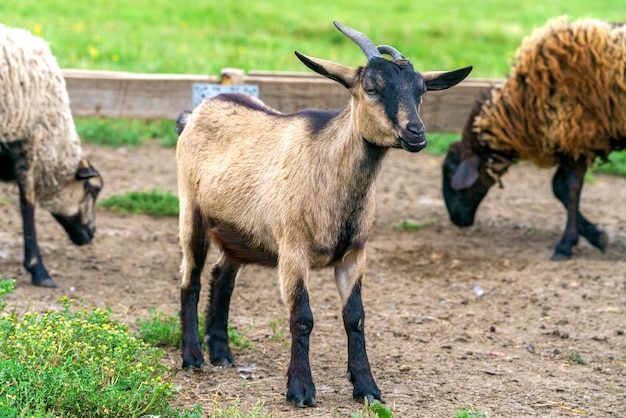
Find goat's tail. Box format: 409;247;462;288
175;110;192;136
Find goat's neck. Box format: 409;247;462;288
321;106;388;189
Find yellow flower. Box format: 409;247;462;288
88;46;99;58
32;24;42;36
111;53;120;62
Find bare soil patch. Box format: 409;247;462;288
2;142;625;417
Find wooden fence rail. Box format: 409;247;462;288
62;69;503;133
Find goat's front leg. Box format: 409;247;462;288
551;157;593;260
281;253;316;407
15;167;55;287
206;255;239;366
335;249;382;404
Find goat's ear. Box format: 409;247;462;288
451;155;480;190
423;65;473;91
75;158;100;180
294;51;359;89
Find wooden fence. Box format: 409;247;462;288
62;69;503;133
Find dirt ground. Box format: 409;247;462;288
1;141;625;417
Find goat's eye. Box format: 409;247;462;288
365;88;377;95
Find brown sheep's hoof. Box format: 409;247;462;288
33;278;58;288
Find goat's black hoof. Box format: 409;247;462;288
550;252;571;261
182;363;205;373
32;278;58;288
291;397;316;408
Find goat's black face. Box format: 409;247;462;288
361;58;427;152
442;142;494;227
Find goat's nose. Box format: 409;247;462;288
407;123;425;138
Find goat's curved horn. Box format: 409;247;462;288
377;45;405;60
333;21;381;61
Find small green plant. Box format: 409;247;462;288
350;399;393;418
269;318;286;342
570;351;587;365
210;399;274;417
136;307;253;350
393;220;424;232
0;292;198;417
455;405;485;418
0;276;15;312
228;319;255;349
99;188;179;216
136;306;181;347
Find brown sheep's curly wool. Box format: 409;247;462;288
474;17;626;167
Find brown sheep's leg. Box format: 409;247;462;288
335;249;382;405
180;206;209;370
551;158;607;259
206;255;239;367
15;168;56;287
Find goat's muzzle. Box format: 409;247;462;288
398;129;426;152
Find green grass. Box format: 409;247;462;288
454;406;486;418
136;307;254;350
75;118;177;148
0;278;199;417
4;0;626;173
99;188;179;216
1;0;621;78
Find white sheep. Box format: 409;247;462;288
176;21;471;407
0;23;102;287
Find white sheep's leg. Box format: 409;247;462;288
335;248;382;404
552;159;608;257
14;162;56;287
281;250;316;407
205;254;240;366
180;204;209;370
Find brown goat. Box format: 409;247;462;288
176;21;471;407
443;17;626;260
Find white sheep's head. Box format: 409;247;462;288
50;158;103;245
294;21;472;152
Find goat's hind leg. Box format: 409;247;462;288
206;254;239;366
180;205;210;370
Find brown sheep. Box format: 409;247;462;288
443;17;626;260
176;21;472;407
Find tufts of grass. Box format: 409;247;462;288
455;405;486;418
76;118;177;148
210;399;274;418
348;399;394;418
269;318;286;342
393;221;424;232
135;306;181;347
136;307;254;350
570;351;587;365
0;278;199;417
99;188;179;216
